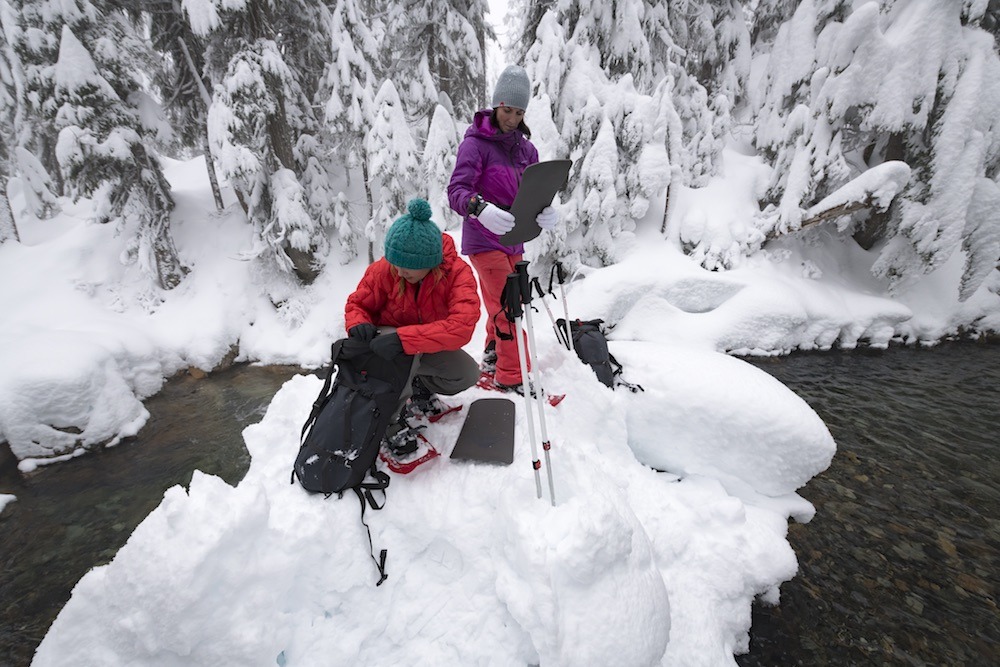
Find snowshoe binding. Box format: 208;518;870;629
407;377;461;423
379;422;440;474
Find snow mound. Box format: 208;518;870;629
614;341;835;497
0;331;155;463
34;342;830;664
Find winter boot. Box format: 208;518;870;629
480;341;498;375
406;376;458;422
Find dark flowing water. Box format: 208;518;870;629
0;364;305;666
738;342;1000;667
1;346;997;666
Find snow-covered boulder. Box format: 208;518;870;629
615;341;835;497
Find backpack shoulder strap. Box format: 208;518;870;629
300;338;348;441
607;351;644;393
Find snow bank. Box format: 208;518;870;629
33;334;827;664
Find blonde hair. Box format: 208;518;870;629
393;266;444;296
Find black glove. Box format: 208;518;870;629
349;323;378;342
370;332;404;360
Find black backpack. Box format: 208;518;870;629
292;337;413;584
556;318;643;393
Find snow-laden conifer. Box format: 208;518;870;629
317;0;379;260
143;0;224;210
382;0;493;131
196;0;325;281
43;6;186;290
753;0;1000;300
522;3;684;268
423;103;461;229
364;79;420;262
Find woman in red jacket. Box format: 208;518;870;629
345;198;481;457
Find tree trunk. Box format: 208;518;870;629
661;182;673;235
40;133;64;196
363;158;375;264
153;222;187;290
140;147;188;289
0;189;19;243
176;36;225;212
201;121;225;211
854;132;905;249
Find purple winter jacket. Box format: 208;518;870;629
447;109;539;256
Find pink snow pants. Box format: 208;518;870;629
468;250;530;386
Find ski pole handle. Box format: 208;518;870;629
514;261;533;305
502;272;523;322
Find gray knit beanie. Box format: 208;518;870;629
491;65;530;111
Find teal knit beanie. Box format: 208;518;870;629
384;198;443;270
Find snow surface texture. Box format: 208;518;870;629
33;339;829;665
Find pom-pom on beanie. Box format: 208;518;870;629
491;65;530;111
384;198;443;270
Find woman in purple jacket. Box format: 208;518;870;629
447;65;559;391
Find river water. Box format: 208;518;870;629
1;345;997;665
739;342;999;666
0;364;306;666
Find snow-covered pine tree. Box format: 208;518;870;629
662;0;750;187
422;103;461;229
12;0;66;198
364;78;420;263
193;0;326;281
510;0;555;66
572;116;628;265
141;0;224;210
1;2;21;241
520;1;673;267
382;0;493;132
2;0;59;224
753;0;1000;300
749;0;802;47
331;190;357;262
11;147;59;221
3;0;60;226
45;4;186;290
318;0;380;263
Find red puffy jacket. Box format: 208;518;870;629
345;234;480;354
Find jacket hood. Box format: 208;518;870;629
465;109;520;144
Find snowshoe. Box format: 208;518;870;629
379;424;440;474
480;375;565;407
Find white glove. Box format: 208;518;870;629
476;203;516;235
536;206;559;230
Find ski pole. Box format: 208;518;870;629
516;262;556;506
503;272;543;500
531;276;570;349
551;262;574;352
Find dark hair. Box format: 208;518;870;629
490;108;532;139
